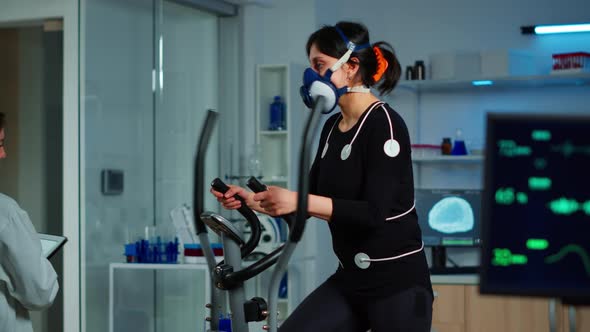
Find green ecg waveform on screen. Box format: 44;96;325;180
548;197;590;216
517;192;528;204
551;141;590;158
498;140;532;157
532;130;551;141
529;177;552;191
495;188;528;205
534;158;547;170
527;238;549;250
492;248;528;266
545;244;590;277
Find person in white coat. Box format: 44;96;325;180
0;112;59;332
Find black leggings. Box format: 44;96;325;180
279;279;433;332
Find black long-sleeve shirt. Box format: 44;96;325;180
309;101;432;298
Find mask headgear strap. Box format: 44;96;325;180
330;26;371;72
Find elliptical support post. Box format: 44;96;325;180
266;96;326;332
222;235;249;332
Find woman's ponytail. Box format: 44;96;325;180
371;41;401;95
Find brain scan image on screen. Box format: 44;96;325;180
428;196;475;234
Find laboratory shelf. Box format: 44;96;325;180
412;155;484;163
431;274;479;285
109;262;208;270
260;130;288;136
397;73;590;93
262;176;289;183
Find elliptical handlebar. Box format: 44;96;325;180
210;177;262;259
266;96;327;332
193;96;326;331
206;177;293;290
216;243;285;289
246;176;296;228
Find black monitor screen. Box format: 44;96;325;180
480;113;590;301
416;189;482;247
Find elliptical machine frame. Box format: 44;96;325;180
192;97;326;332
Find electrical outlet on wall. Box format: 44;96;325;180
101;169;124;195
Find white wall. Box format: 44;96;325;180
238;0;316;172
0;2;79;332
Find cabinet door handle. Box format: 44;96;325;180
569;306;577;332
549;299;557;332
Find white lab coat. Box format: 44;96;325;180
0;193;59;332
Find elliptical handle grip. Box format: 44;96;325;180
210;177;262;258
211;177;230;193
246;176;267;193
246;176;295;228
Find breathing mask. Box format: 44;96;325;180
300;26;371;113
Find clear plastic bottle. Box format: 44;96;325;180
248;144;263;178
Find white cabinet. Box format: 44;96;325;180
255;64;291;188
255;64;305;190
412;155;484;189
109;263;210;332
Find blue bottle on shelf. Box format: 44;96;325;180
269;96;286;130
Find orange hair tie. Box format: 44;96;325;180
373;46;389;82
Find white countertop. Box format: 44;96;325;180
431;274;479;285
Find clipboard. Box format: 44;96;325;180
39;233;67;259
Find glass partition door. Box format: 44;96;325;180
82;1;219;331
153;2;219;331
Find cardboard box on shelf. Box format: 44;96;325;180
481;50;551;77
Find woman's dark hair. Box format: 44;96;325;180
0;112;5;130
305;21;401;95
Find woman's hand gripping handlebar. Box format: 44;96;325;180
208;178;285;290
246;177;295;229
210;178;261;259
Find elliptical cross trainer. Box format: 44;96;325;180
192;97;326;332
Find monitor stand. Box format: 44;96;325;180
429;246;479;275
562;297;590;306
